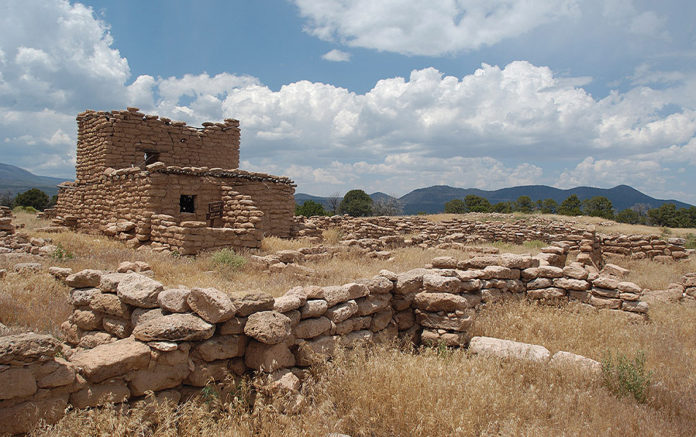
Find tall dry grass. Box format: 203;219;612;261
4;212;696;435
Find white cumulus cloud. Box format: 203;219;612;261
294;0;579;55
322;49;351;62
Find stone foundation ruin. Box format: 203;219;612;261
51;108;295;254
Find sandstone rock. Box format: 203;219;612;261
294;317;332;339
300;299;328;319
469;336;550;363
274;295;303;313
601;263;630;278
0;366;36;400
482;265;520;280
413;292;477;312
116;273;164;308
622;300;649;314
0;333;61;365
499;253;537;269
128;362;190;396
325;300;359;323
340;330;373;348
133;313;215;342
230;291;275;316
423;274;461;293
99;272;129;292
157;288;191;313
244;311;292;344
370;308;393;332
48;266;72;279
66;269;102;288
70;379;130;408
395;269;426;294
431;256;458;269
391;292;416;311
0;396;68;435
70;338;151;383
562;263;588;280
553;278;590;291
415;310;473;332
593;276;619;290
295;336;337;366
589;295;621;309
68;287;99;306
73;308;103;331
359;275;394;294
245;340;295;372
103;316;132;338
617;281;642;294
187;287;236;323
527;287;566;300
527;277;553;289
184;359;231;386
35;358;76;388
356;293;391;316
592;287;620;298
549;351;601;373
78;331;117;349
421;329;470;347
218;317;247;335
394;309;415;330
131;308;165;327
89;292;131;318
194;335;248;361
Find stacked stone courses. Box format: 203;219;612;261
53;108;295;253
1;244;658;433
293;215;687;262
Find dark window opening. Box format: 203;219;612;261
144;151;160;165
180;195;196;213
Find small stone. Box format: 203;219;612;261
244;311;292;344
187;287;236;323
66;269;102;288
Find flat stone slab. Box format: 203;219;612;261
469;336;551;363
133;313;215;342
69;338;151;383
0;333;62;365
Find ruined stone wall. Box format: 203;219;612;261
75;108;240;183
0;249;652;433
53;164;295;251
295;215;686;262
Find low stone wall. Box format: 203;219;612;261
0;246;653;434
293;215;688;263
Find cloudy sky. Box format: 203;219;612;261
1;0;696;202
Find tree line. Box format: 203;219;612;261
1;188;56;211
444;194;696;228
295;189;403;217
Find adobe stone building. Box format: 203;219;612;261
53;107;295;254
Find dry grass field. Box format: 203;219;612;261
2;211;696;436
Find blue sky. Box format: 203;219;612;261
1;0;696;203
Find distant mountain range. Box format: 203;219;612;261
1;161;690;213
0;163;71;196
296;184;692;214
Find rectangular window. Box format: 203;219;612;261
180;195;196;213
144;151;160;165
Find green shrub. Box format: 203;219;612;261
13;205;37;214
601;350;652;403
210;248;246;269
51;244;74;261
684;233;696;250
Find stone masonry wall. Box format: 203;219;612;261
0;248;651;434
294;215;687;263
75;108;240;184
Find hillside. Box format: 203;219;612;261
0;163;71;196
297;184;692;214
